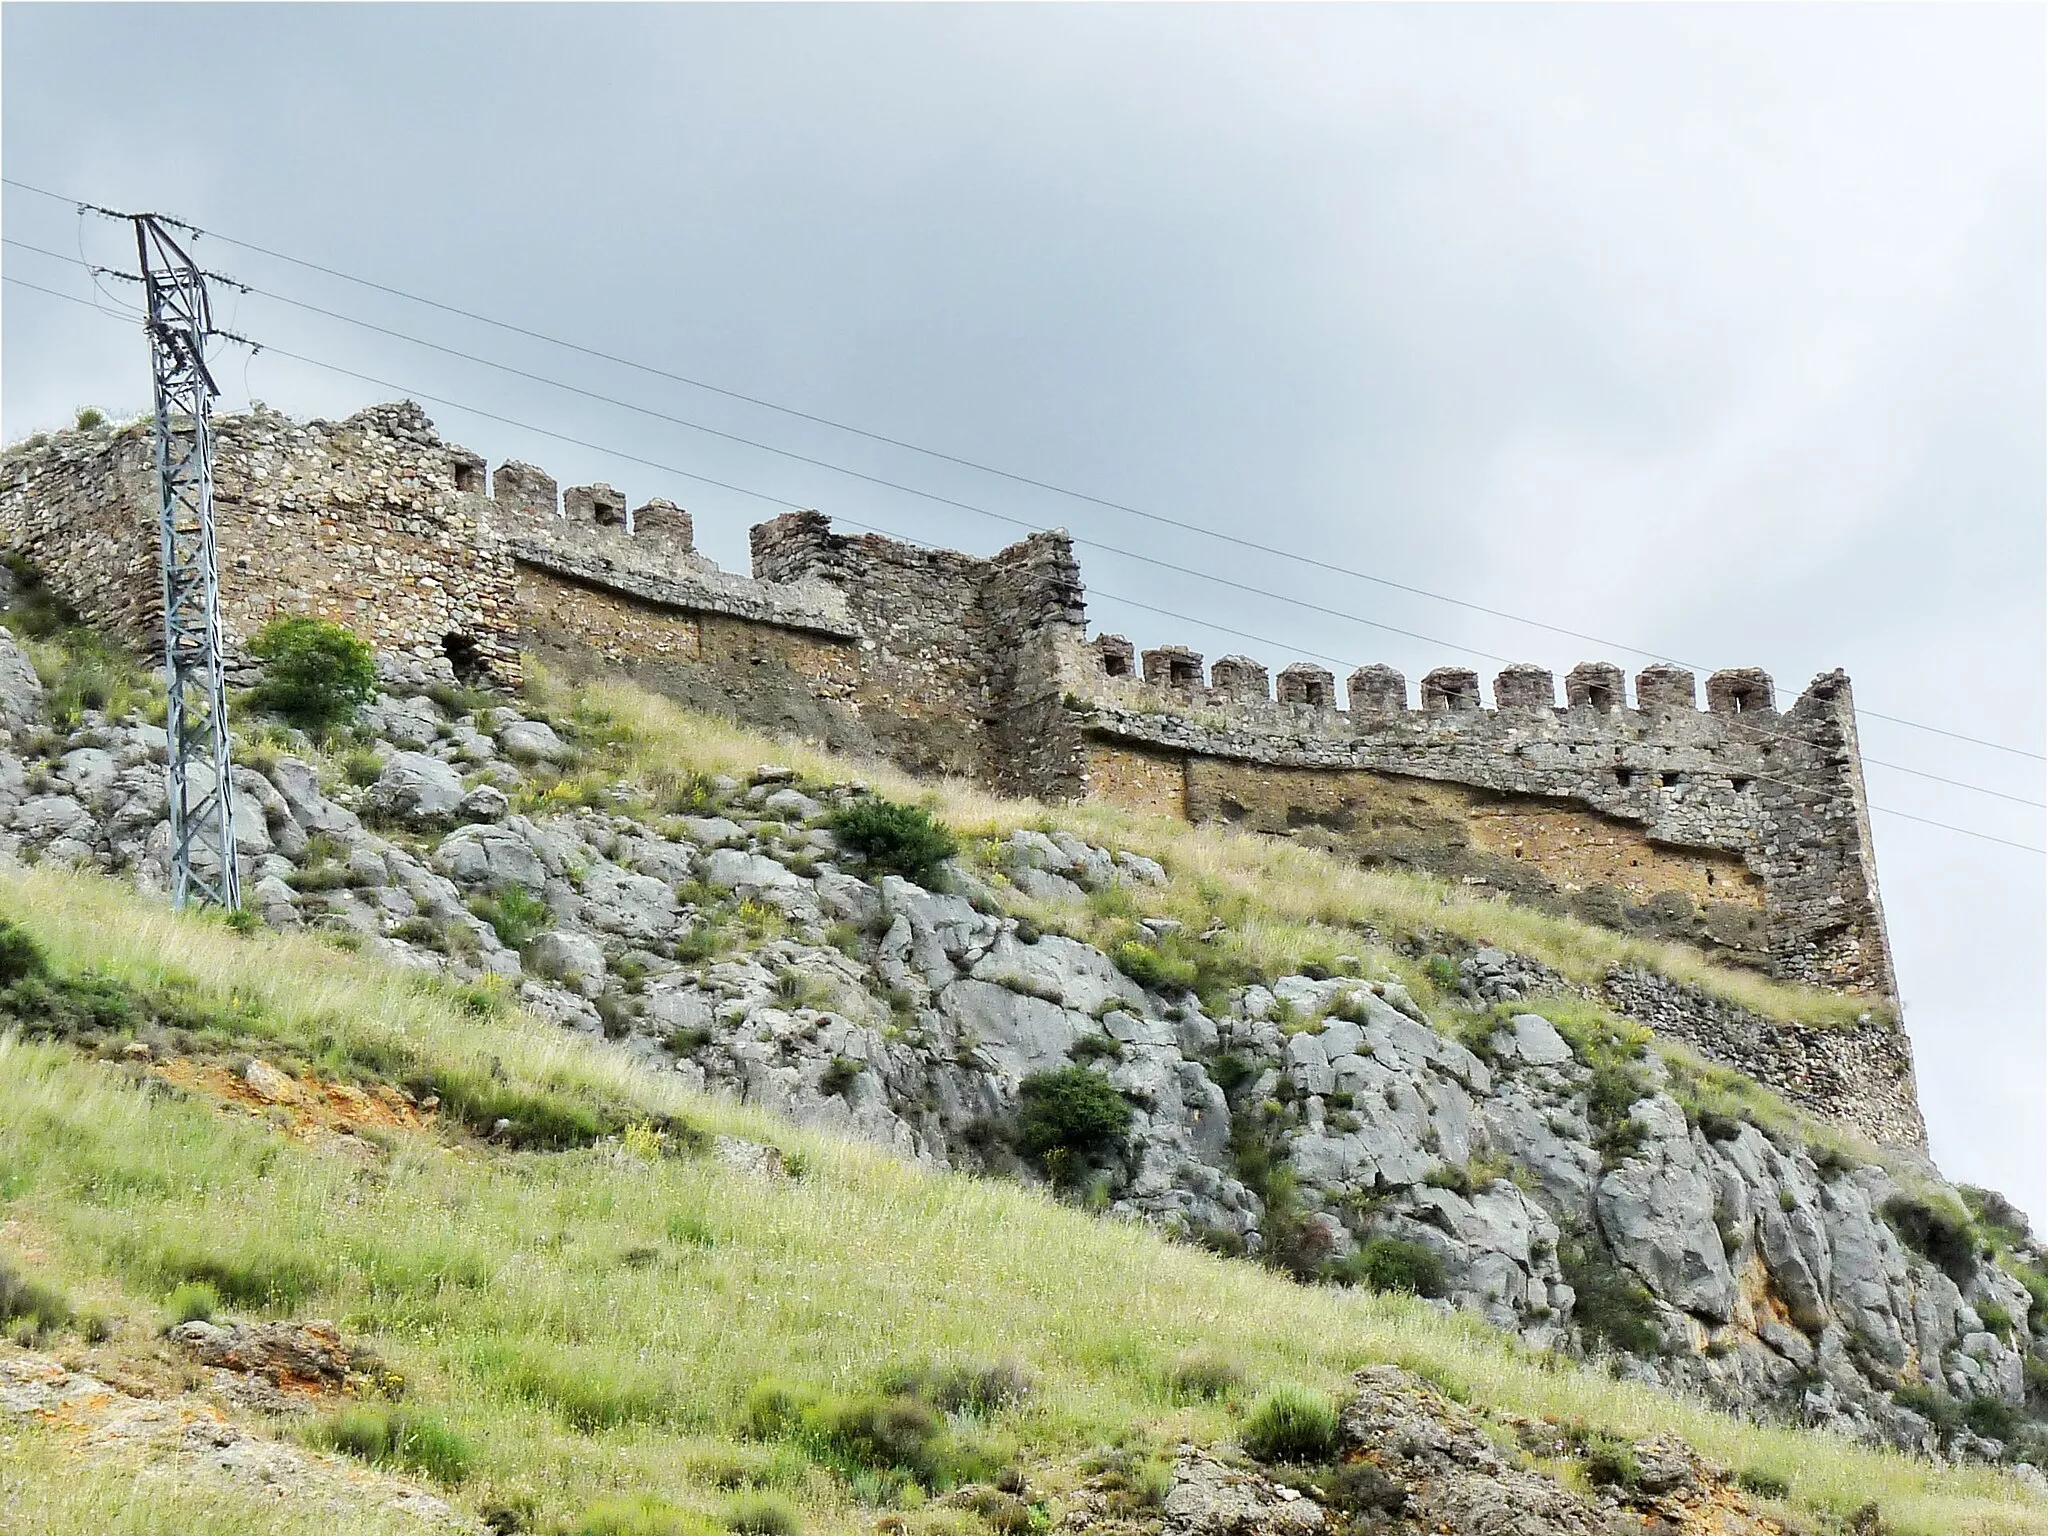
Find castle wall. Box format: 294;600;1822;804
0;403;522;685
749;512;1091;792
1065;655;1896;1004
1175;758;1771;961
0;398;1918;1143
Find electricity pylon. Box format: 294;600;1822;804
134;214;238;910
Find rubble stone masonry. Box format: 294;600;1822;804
0;400;1918;1142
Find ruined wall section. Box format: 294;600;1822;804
750;512;1090;791
0;420;165;647
0;403;522;685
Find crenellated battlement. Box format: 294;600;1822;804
0;398;1902;1061
1074;642;1777;724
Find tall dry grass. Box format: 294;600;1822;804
0;866;2037;1536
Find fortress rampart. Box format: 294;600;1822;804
0;400;1917;1142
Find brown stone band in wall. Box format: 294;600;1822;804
1070;678;1893;1006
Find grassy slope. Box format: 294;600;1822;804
0;867;2038;1536
521;666;1879;1029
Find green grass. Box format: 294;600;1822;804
0;867;2039;1536
518;663;1877;1029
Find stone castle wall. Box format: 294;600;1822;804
0;402;521;685
0;399;1917;1142
1065;651;1894;1002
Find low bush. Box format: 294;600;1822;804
164;1280;219;1325
0;1259;72;1341
881;1358;1035;1416
1239;1383;1338;1463
828;798;957;884
819;1057;863;1097
1960;1395;2017;1443
0;919;48;984
1327;1236;1446;1298
1016;1066;1132;1184
574;1498;719;1536
470;887;551;950
1736;1467;1790;1499
1582;1431;1641;1490
249;615;379;733
1316;1461;1408;1518
1113;939;1199;995
2027;1356;2048;1410
1892;1383;1961;1444
1975;1300;2014;1335
744;1377;997;1492
316;1403;474;1484
1166;1351;1244;1402
1559;1233;1661;1357
722;1493;800;1536
1879;1195;1981;1287
1959;1184;2033;1247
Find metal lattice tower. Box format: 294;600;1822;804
134;214;239;911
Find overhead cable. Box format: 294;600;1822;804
8;271;2041;856
6;172;2036;765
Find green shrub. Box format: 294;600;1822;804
164;1280;220;1325
1736;1467;1790;1499
1166;1351;1245;1402
1113;940;1199;994
1961;1395;2017;1442
0;1259;72;1341
1070;1033;1124;1065
34;628;154;728
574;1498;719;1536
1239;1383;1338;1463
1880;1195;1980;1287
0;920;48;985
1424;1162;1473;1197
743;1378;994;1491
342;745;385;786
73;407;105;430
249;614;379;733
819;1057;863;1097
828;798;957;884
1582;1431;1640;1490
1328;1236;1446;1298
2015;1264;2048;1332
1209;1052;1255;1094
1016;1067;1133;1183
1559;1234;1661;1356
316;1404;473;1483
881;1358;1035;1416
1975;1301;2014;1335
723;1493;799;1536
1893;1382;1961;1443
1421;955;1461;990
2024;1356;2048;1409
1586;1063;1650;1125
470;887;551;950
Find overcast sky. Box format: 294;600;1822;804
4;4;2043;1222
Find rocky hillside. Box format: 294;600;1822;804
1;577;2045;1534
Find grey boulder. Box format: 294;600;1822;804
365;752;465;824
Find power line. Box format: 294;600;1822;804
2;235;1507;663
11;236;2041;816
9;271;2042;857
7;172;2038;766
8;231;2039;819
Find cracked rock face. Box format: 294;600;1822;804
0;668;2040;1466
